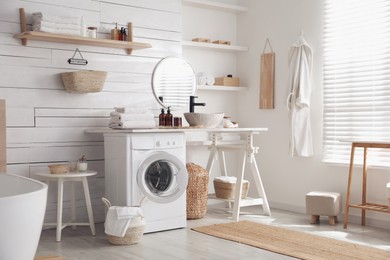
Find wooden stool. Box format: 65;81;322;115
305;191;341;225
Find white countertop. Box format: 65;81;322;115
84;127;268;134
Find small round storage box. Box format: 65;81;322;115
213;176;249;200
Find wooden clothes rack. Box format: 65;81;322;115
343;140;390;228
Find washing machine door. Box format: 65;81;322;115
137;152;188;204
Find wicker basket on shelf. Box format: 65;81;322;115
213;177;249;200
61;70;107;93
48;164;69;174
186;162;209;219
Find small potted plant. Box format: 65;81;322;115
77;155;88;172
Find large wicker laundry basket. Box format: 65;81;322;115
102;198;145;245
186;162;209;219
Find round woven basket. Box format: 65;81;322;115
186;162;209;219
48;164;69;174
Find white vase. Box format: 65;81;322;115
77;161;88;172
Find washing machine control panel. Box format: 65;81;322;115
154;135;183;149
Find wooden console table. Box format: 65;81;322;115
343;140;390;228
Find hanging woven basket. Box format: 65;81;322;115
61;70;107;93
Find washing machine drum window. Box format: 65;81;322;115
137;152;188;204
145;160;177;196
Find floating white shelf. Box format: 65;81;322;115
182;40;248;52
197;85;246;91
182;0;248;13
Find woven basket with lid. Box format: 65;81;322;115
186;162;209;219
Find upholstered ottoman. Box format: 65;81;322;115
305;191;341;225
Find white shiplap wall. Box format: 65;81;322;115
0;0;181;223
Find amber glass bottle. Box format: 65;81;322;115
159;108;165;127
165;107;173;127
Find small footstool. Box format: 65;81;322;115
305;191;341;225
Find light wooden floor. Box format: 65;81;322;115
36;203;390;260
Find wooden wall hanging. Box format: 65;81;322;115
259;39;275;109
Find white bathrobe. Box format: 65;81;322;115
286;35;313;157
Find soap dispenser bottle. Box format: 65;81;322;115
159;108;165;127
165;107;173;127
111;22;120;40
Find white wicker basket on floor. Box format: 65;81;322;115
61;70;107;93
102;198;145;246
213;178;249;200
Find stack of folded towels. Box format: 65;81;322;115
109;107;156;129
32;12;82;36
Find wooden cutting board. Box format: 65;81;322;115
259;52;275;109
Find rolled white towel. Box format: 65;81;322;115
109;120;156;129
110;112;154;121
114;106;149;114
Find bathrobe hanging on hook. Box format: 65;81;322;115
286;32;313;157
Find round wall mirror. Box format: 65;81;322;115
152;56;197;110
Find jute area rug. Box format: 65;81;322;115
191;220;390;260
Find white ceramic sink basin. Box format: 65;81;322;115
184;112;224;128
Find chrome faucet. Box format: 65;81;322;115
189;96;206;113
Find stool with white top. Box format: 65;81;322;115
36;171;97;242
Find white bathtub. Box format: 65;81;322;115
0;173;48;260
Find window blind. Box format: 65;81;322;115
323;0;390;166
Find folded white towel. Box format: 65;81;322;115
114;106;149;114
32;12;81;26
109;120;156;129
35;26;81;36
104;206;143;237
33;20;81;31
110;112;154;121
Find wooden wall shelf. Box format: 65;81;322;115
15;8;151;54
14;31;152;53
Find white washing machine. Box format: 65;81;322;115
103;132;188;233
